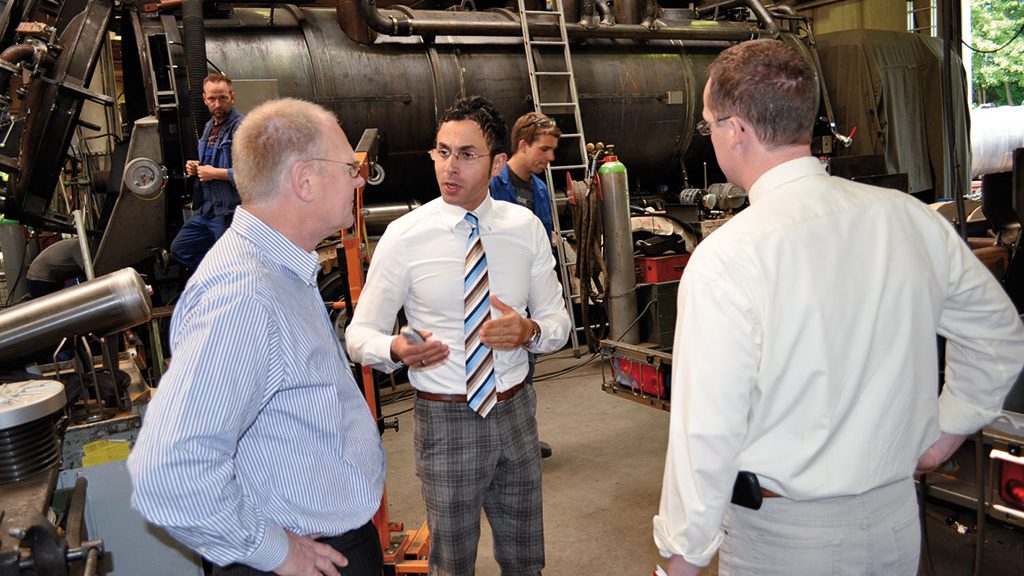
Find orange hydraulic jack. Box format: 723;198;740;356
341;144;429;575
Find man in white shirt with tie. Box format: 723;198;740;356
653;39;1024;576
346;96;570;575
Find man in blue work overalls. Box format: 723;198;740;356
171;73;245;270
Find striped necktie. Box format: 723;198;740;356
464;212;497;417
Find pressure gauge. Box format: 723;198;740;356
124;157;167;198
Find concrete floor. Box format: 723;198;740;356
378;348;1024;576
380;348;672;575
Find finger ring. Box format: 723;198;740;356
420;360;428;366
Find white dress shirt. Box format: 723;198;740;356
653;157;1024;566
346;195;571;394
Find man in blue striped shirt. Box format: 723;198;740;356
129;98;386;576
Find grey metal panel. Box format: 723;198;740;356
58;461;204;576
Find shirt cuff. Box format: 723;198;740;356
243;523;290;572
938;390;1000;435
370;335;406;373
531;318;563;354
652;514;723;568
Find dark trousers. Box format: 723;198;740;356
212;521;382;576
27;278;64;299
170;211;232;270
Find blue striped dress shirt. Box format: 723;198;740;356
128;207;386;571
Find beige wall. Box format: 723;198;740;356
795;0;933;35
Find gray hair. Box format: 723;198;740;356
233;98;338;204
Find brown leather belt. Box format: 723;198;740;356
761;488;781;498
415;381;527;404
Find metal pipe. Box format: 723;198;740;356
0;42;36;96
72;209;95;281
0;42;34;63
0;268;152;363
578;0;597;27
338;0;374;44
362;200;421;233
694;0;779;38
594;0;614;26
356;0;766;40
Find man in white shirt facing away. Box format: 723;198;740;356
346;95;570;575
653;39;1024;576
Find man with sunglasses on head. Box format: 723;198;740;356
347;95;570;575
131;99;385;576
491;111;563;459
490;112;561;246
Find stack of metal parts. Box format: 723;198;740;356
0;380;66;485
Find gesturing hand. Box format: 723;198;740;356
389;329;449;369
481;296;533;350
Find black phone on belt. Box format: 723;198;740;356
731;471;764;510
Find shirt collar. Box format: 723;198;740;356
495;164;512;184
231;207;321;286
437;194;496;233
748;156;828;204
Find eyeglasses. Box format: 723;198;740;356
526;116;557;129
695;116;733;136
428;148;492;164
307;157;362;178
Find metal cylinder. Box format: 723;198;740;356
598;154;639;344
362;200;421;234
0;267;152;363
679;187;716;210
180;8;719;202
0;380;66;484
971;106;1024;178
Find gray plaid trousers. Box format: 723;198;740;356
414;384;544;576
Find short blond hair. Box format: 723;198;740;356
233;98;338;203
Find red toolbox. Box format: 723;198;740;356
609;356;671;399
636;254;690;284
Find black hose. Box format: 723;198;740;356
182;0;209;141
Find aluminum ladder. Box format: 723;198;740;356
517;0;590;356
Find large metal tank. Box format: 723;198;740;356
130;6;723;201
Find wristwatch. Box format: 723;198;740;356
524;321;542;351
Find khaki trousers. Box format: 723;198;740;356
719;477;920;576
